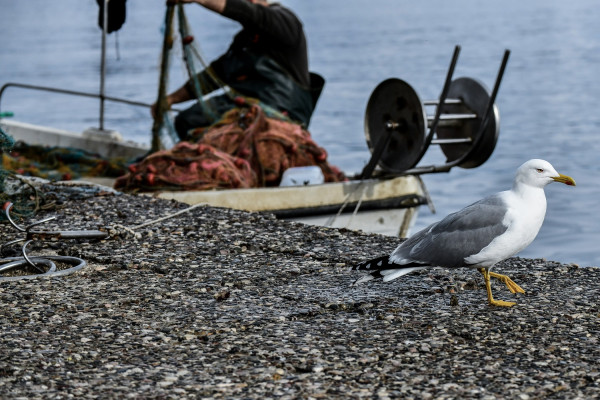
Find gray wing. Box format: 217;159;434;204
391;194;509;268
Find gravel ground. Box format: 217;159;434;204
1;183;599;399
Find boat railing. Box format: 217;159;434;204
0;82;157;123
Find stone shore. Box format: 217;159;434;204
0;183;598;399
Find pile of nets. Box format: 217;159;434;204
2;142;128;181
115;102;346;191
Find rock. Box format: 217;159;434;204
1;186;599;398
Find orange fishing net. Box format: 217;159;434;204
115;103;346;191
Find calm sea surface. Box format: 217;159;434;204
1;0;598;266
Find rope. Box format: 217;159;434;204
324;181;366;227
107;201;208;240
176;5;220;120
131;201;207;230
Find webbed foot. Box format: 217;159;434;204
488;271;525;294
488;298;517;307
479;268;520;307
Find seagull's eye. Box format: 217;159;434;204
536;168;544;173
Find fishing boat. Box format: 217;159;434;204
0;2;509;238
0;62;504;239
0;117;428;238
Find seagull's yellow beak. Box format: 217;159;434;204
552;173;576;186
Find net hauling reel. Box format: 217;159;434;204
361;46;510;179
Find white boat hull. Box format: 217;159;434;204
1;119;427;237
155;176;426;237
0;119;148;159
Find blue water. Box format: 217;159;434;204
1;0;599;266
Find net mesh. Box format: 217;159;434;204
0;125;35;220
0;124;14;193
1;124;129;219
114;102;346;191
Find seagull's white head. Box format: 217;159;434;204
514;159;576;189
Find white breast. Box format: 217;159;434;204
465;188;547;267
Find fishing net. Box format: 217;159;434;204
1;124;129;219
2;142;128;181
115;102;345;191
0;125;14;192
1;125;37;220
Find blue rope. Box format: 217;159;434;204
176;5;219;121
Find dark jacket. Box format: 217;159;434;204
187;0;323;126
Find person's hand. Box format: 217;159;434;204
150;102;158;119
150;97;172;119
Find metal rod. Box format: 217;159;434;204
427;114;477;128
448;49;511;169
419;45;461;159
476;50;510;140
423;98;462;106
177;5;219;120
0;82;157;112
395;162;456;176
359;125;395;180
427;113;477;128
431;138;472;145
100;0;109;130
427;113;477;121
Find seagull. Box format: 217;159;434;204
352;159;576;307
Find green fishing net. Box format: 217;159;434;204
0;125;25;219
1;125;37;219
0;125;14;191
2;124;131;219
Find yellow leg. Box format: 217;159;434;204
488;271;525;294
479;268;517;307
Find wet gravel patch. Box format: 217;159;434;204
1;185;599;399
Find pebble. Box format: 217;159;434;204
0;183;599;398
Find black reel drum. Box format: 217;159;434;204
364;78;427;173
364;76;500;174
434;77;499;169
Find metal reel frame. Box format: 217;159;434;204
361;46;510;177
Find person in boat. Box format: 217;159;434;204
152;0;324;140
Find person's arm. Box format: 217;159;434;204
150;83;193;118
167;0;225;14
151;0;228;118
